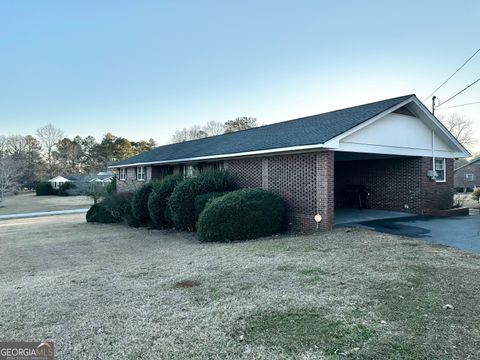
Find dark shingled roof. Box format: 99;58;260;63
111;94;414;167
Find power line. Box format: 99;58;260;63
423;47;480;102
437;76;480;107
435;100;480;110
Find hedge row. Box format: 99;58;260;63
86;170;287;242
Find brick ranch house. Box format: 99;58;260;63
109;95;469;231
454;156;480;192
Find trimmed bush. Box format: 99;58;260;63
36;182;55;196
197;188;287;242
169;170;233;231
147;174;184;228
57;182;76;196
86;203;100;222
85;203;122;224
194;192;228;217
86;192;141;225
131;182;154;225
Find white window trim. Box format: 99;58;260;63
136;166;146;181
465;173;475;181
435;158;446;183
119;168;127;181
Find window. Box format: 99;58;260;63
465;173;475;181
184;164;199;178
119;168;127;181
136;166;146;181
434;158;446;182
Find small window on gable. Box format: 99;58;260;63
119;168;127;181
435;158;446;182
465;173;475;181
136;166;146;181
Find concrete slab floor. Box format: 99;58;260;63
334;208;414;225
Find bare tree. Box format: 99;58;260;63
438;113;477;151
202;121;225;136
170;125;208;143
224;117;258;133
0;157;18;201
0;136;7;157
36;124;64;175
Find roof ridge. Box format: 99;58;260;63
159;94;416;148
110;94;418;167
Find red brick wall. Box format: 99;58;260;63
335;157;454;213
224;151;334;232
421;157;454;210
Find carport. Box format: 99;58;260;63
328;100;469;226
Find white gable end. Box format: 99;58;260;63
336;112;464;158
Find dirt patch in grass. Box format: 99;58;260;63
237;309;375;355
175;280;202;288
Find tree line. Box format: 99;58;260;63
170;117;259;143
0;117;258;199
0;124;157;196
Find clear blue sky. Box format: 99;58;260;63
1;0;479;150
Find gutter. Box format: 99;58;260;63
108;143;334;168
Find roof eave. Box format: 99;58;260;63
108;142;336;168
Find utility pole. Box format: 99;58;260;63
432;96;437;115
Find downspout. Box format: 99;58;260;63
432;130;436;178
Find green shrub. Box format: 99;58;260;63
197;188;287;242
131;182;154;225
86;192;141;225
194;192;228;217
147;174;184;228
85;203;122;224
169;170;233;231
57;182;76;196
86;203;100;222
36;181;55;196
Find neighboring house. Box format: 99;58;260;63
109;94;469;231
48;171;113;189
454;157;480;192
48;175;72;189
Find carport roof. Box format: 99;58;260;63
111;95;419;167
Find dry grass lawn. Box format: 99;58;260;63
0;192;92;215
0;214;479;359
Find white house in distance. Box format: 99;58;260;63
48;171;114;189
48;176;72;189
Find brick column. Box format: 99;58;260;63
316;151;334;230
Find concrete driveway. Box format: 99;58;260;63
346;214;480;253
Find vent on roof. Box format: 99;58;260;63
393;106;416;117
